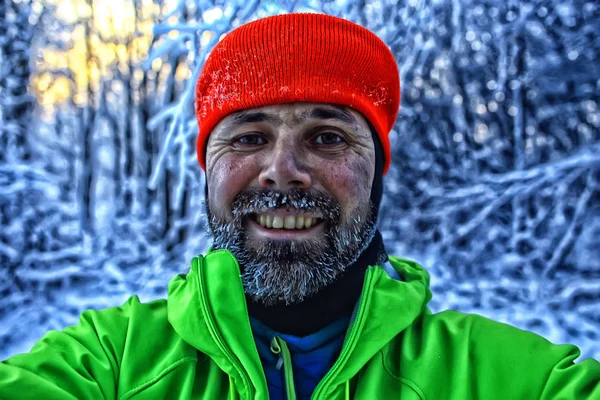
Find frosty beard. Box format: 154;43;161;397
207;187;377;306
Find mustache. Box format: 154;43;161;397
230;187;341;224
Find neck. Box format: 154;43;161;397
246;231;387;336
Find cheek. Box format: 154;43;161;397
318;157;373;209
207;155;260;214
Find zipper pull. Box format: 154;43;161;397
270;337;284;370
270;336;297;400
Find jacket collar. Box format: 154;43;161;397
168;250;266;399
167;250;431;398
330;256;431;387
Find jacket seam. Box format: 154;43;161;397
195;253;254;398
119;356;197;400
380;350;427;400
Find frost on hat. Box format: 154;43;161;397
195;13;400;174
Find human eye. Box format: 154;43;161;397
313;132;346;146
233;133;266;147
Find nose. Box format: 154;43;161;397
258;145;312;191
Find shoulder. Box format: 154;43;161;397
33;296;167;352
77;295;167;326
405;309;574;358
1;296;199;400
49;296;198;396
422;309;563;350
382;309;591;399
88;296;198;382
45;294;196;359
60;296;171;348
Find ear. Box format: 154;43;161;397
367;119;384;213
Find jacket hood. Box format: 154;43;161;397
167;249;431;398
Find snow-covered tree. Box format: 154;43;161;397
0;0;35;161
1;0;598;361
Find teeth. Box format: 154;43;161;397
272;216;284;229
256;214;319;230
304;217;313;229
284;216;296;229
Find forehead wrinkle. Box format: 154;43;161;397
231;110;284;127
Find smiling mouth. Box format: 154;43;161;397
252;213;324;230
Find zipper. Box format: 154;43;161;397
270;336;297;400
197;257;255;399
310;267;376;399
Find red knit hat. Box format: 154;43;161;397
195;13;400;174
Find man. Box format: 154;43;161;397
1;13;599;400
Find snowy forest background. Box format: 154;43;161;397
1;0;599;361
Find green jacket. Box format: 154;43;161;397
1;250;599;399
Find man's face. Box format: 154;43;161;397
205;102;377;306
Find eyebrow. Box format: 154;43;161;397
227;105;361;131
301;106;358;126
231;111;283;126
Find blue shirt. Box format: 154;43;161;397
250;315;351;400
